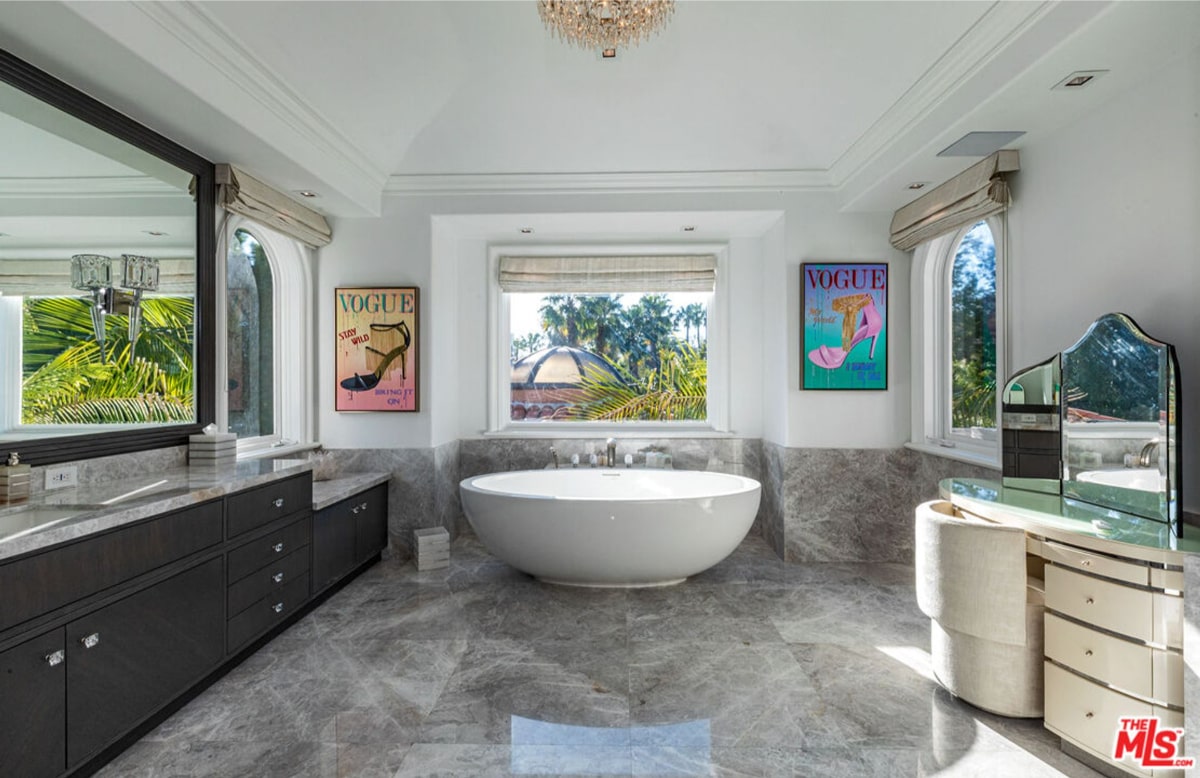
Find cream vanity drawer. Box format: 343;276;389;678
1045;614;1182;706
1044;663;1182;763
1151;567;1186;592
1042;540;1148;585
1045;565;1180;646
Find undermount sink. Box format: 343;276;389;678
0;505;96;542
1075;468;1161;492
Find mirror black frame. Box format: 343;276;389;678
0;48;215;466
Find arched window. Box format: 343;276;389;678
219;217;313;454
911;215;1005;465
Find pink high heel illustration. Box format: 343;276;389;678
808;294;882;370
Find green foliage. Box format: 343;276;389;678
950;222;997;430
21;296;194;425
571;345;707;421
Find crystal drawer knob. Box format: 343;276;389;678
1080;560;1092;567
352;506;360;514
273;572;284;583
273;542;285;553
272;602;284;614
45;650;65;667
80;633;100;649
359;502;368;511
273;498;285;508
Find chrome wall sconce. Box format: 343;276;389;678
69;253;160;361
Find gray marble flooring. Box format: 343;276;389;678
97;535;1103;777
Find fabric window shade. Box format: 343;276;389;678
498;255;716;293
215;164;332;249
889;150;1019;251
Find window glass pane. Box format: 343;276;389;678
20;294;194;425
950;221;997;433
509;292;708;422
227;229;274;437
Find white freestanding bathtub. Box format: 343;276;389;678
459;468;761;587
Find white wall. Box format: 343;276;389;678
317;190;900;449
1009;44;1200;509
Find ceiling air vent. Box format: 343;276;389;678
937;131;1025;158
1052;70;1109;90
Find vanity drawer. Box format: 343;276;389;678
226;474;312;539
0;501;222;632
227;546;311;618
1042;541;1148;586
226;517;310;584
1046;565;1166;645
1044;662;1181;763
227;572;310;653
1045;613;1182;706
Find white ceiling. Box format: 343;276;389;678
1;1;1199;217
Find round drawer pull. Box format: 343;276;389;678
1085;712;1094;719
273;572;285;583
272;602;284;614
273;542;285;553
1084;650;1094;657
1085;597;1095;605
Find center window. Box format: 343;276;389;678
498;254;717;427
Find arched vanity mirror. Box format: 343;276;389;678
1061;313;1180;533
0;49;215;466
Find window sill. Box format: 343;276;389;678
237;440;320;461
482;424;734;439
904;440;1001;471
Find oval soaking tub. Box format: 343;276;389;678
459;469;761;587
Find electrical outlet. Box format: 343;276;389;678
44;465;78;490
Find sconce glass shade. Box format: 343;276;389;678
120;254;160;291
70;254;112;291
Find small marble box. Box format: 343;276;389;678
414;527;450;571
189;432;237;465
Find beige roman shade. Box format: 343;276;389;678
498;255;717;293
216;164;332;249
889;150;1019;251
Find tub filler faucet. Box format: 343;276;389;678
1138;439;1161;468
550;447;559;469
606;438;617;468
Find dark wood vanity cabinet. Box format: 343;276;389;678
0;627;66;777
312;483;387;595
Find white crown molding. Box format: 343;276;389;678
827;1;1055;188
128;2;387;193
0;176;185;199
384;169;832;196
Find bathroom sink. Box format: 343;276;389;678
1076;469;1161;492
0;505;95;542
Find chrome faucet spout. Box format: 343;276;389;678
1138;439;1161;468
606;438;616;468
550;447;559;469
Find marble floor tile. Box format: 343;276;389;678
95;533;1105;778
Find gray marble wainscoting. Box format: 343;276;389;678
760;442;999;564
20;445;189;496
433;440;461;539
1185;555;1200;752
320;448;439;561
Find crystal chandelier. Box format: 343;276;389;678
538;0;675;52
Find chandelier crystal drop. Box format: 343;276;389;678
538;0;675;52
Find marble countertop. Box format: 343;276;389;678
0;458;314;562
941;477;1200;562
312;472;390;511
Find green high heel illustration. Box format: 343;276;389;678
340;320;411;392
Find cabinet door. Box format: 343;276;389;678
312;503;355;594
66;557;223;768
353;484;388;564
0;627;65;778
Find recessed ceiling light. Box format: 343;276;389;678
143;230;169;237
297;190;319;198
938;131;1025;157
906;182;929;191
681;226;696;232
520;227;534;234
1052;70;1108;90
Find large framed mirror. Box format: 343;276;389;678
0;49;214;466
